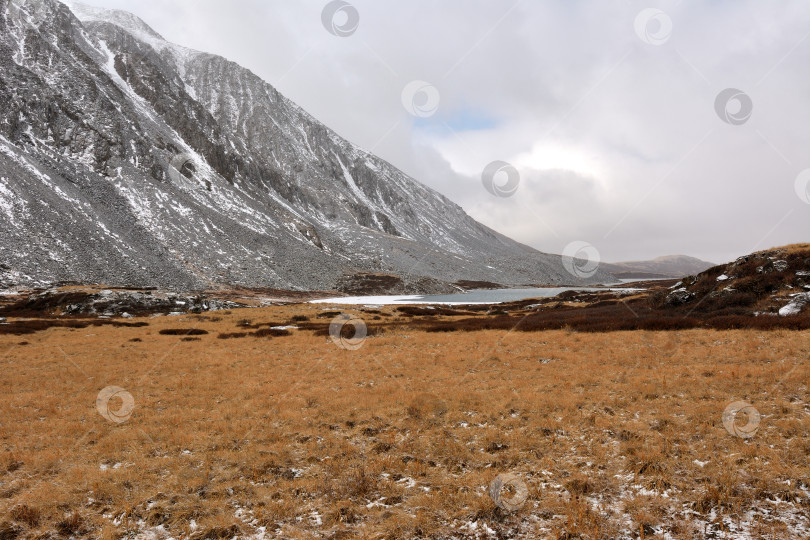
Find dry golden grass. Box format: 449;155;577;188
759;243;810;256
1;304;809;538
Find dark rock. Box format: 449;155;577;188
665;288;695;305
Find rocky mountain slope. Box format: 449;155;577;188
602;255;716;279
659;244;810;317
0;0;614;292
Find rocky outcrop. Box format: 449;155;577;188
656;245;810;316
0;287;247;317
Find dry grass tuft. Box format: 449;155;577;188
10;505;40;527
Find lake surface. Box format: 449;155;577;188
310;285;641;306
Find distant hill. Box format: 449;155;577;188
601;255;716;279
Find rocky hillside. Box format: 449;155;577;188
0;0;614;292
659;244;810;317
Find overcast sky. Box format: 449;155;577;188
71;0;809;263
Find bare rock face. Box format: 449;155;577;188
0;0;615;292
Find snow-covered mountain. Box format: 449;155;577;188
0;0;614;291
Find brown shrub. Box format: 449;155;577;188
396;306;470;317
0;318;148;336
158;328;209;336
252;328;292;338
217;332;248;339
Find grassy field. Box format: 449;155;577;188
1;303;809;539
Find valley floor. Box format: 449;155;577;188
1;302;809;539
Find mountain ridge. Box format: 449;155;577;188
601;254;716;278
0;0;615;292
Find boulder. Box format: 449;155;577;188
778;292;810;316
665;287;695;306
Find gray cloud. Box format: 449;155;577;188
71;0;810;263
